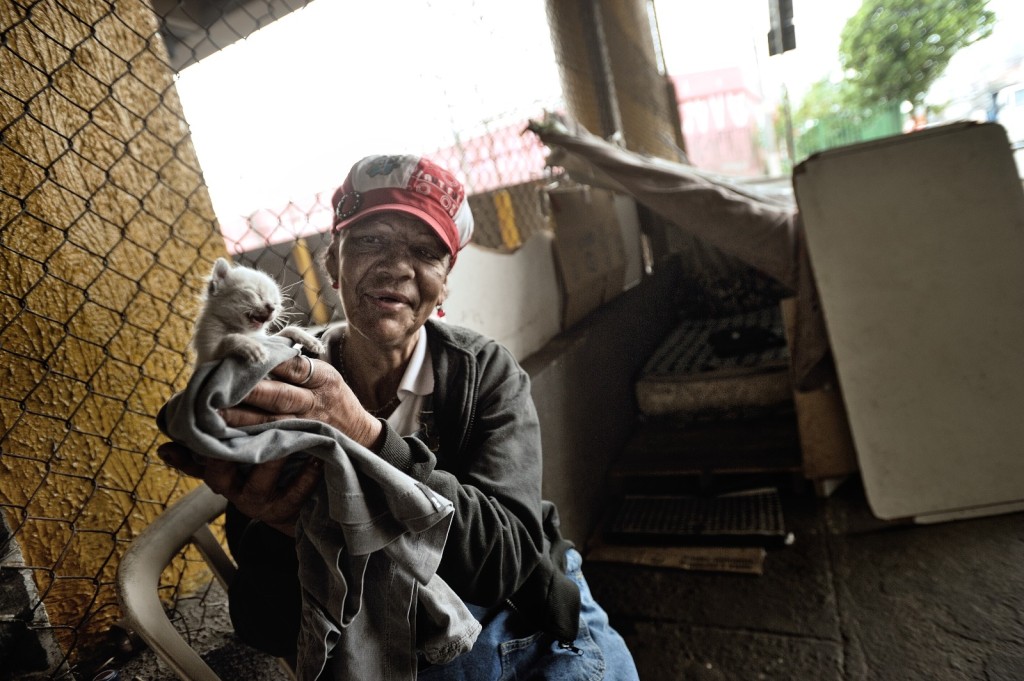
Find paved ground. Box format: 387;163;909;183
586;478;1024;681
111;477;1024;681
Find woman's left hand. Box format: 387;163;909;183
220;354;384;450
155;440;322;538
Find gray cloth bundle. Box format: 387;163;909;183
157;335;480;681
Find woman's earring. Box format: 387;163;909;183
331;281;339;289
436;303;446;318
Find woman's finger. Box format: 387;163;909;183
239;378;315;417
203;458;243;497
277;456;323;507
241;456;290;499
218;404;272;428
232;457;322;534
156;441;206;478
271;354;325;387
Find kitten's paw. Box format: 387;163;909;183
235;346;268;366
233;341;268;364
278;327;325;356
303;338;326;356
216;335;268;365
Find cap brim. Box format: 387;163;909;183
334;204;458;261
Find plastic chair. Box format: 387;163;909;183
116;483;295;681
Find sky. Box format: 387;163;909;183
654;0;1023;104
175;0;560;220
653;0;864;102
176;0;1024;224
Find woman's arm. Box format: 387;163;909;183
157;354;350;537
201;344;545;607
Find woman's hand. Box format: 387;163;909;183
155;440;207;478
153;354;383;538
156;441;322;537
220;354;384;450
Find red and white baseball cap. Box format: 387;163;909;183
331;155;474;266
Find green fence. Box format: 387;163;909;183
795;103;903;162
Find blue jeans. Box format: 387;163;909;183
417;549;639;680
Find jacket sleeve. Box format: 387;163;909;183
374;339;545;607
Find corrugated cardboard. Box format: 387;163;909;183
586;541;765;575
613;193;645;291
779;298;858;487
546;185;627;329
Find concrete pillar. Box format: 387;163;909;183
546;0;685;159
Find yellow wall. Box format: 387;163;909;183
0;0;223;660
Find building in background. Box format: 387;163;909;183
672;67;767;177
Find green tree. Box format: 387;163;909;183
794;78;852;124
838;0;995;110
793;78;889;125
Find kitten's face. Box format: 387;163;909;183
206;259;283;333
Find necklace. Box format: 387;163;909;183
337;332;402;417
365;394;402;417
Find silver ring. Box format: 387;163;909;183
297;355;315;385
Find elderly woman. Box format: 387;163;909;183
158;155;638;679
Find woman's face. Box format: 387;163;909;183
333;212;451;349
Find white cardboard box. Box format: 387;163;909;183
793;122;1024;522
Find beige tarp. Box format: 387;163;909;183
527;114;832;390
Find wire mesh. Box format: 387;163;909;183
0;0;570;677
0;0;229;676
0;0;680;677
546;0;684;161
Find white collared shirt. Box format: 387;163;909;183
386;326;432;436
322;324;433;437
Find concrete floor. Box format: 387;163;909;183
111;477;1024;681
585;478;1024;681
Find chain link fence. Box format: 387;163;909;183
0;0;683;678
1;0;232;677
546;0;685;161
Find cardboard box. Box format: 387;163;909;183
792;123;1024;520
546;185;627;329
779;298;858;488
613;193;645;292
466;179;551;252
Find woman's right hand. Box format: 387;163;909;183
156;441;322;537
220;355;384;450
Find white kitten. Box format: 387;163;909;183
191;257;324;366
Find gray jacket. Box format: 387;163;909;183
370;320;581;643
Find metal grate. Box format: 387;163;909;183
641;306;789;378
605;488;788;547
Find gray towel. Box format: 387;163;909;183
157;335;480;680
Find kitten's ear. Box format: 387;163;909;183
208;257;231;295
